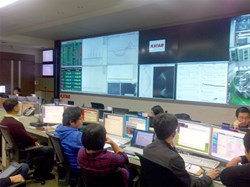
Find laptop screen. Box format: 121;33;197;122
131;129;154;148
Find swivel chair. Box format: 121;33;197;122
135;152;188;187
0;125;45;185
46;132;79;187
81;169;125;187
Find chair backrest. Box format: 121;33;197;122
81;169;125;187
46;132;71;186
0;125;17;152
90;102;104;110
135;152;188;187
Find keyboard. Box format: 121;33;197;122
108;135;131;145
179;153;220;169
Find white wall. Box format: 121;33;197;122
61;93;237;125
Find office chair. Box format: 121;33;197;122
81;169;125;187
0;125;45;185
135;152;188;187
46;132;79;187
90;102;104;110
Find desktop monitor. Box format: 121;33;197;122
176;120;212;156
124;114;149;138
112;107;129;115
211;127;245;162
0;85;6;93
103;113;125;137
42;105;64;124
81;108;99;124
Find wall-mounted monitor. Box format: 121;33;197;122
42;63;54;77
0;85;6;93
42;49;54;62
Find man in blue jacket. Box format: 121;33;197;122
54;106;83;173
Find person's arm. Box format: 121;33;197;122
106;136;124;153
221;163;250;187
16;122;38;146
0;174;25;187
226;156;242;167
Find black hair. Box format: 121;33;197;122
62;106;82;126
14;86;21;92
3;99;19;112
151;105;164;116
235;107;250;118
243;131;250;153
153;113;178;140
82;124;106;151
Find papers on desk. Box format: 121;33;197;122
185;163;204;176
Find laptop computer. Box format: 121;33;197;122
0;162;22;178
124;129;155;155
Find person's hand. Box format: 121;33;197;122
233;120;241;129
226;156;242;167
105;136;113;145
35;141;40;146
9;174;25;184
205;169;220;180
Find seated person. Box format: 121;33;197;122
175;113;192;121
144;113;219;187
77;124;130;185
232;107;250;130
0;99;54;180
220;131;250;187
0;163;29;187
150;105;165;116
54;106;83;173
13;86;22;96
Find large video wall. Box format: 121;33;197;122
60;14;250;106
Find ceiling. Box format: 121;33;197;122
0;0;250;49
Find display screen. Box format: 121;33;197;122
60;31;139;96
176;61;228;103
81;108;99;123
42;105;64;124
0;85;6;93
42;64;54;77
211;127;245;162
176;120;212;155
124;115;149;138
42;49;53;62
103;113;124;137
228;14;250;106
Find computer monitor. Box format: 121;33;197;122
42;105;64;124
176;120;212;156
211;127;245;162
0;85;6;93
112;107;129;115
81;108;99;124
124;114;149;138
131;129;155;148
103;113;125;137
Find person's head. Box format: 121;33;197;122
62;106;82;128
235;107;250;126
175;113;192;121
2;99;20;114
151;105;164;116
153;113;178;141
243;131;250;161
82;124;106;151
13;87;21;96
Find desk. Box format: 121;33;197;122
123;143;225;187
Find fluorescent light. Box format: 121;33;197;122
0;0;20;8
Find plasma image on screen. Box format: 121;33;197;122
153;66;175;99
